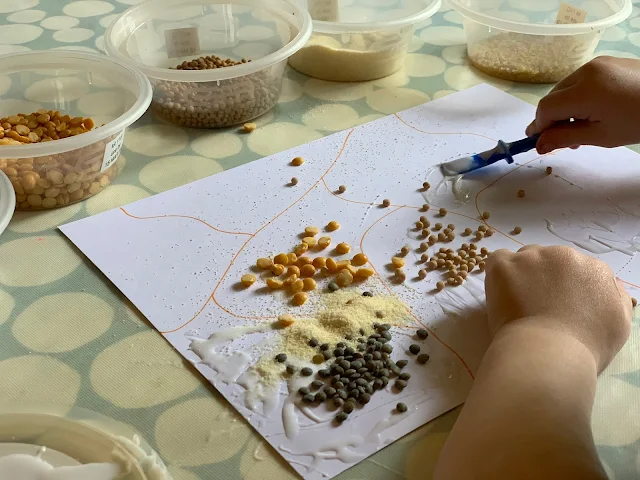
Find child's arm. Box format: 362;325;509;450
526;56;640;153
434;245;633;480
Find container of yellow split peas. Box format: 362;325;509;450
0;51;152;211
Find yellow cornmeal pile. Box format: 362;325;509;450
255;290;412;385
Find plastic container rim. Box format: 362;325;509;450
0;169;15;237
0;51;152;159
447;0;632;35
310;0;442;33
104;0;313;83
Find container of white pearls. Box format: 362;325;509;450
0;51;152;211
448;0;632;83
105;0;312;129
289;0;441;82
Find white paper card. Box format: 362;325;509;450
60;85;640;480
164;27;200;58
556;2;587;24
307;0;339;22
100;130;125;173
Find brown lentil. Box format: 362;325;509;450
382;199;391;207
400;245;410;256
482;211;490;219
513;226;522;234
433;223;442;231
546;166;553;175
290;177;299;186
415;221;424;229
439;208;447;216
517;189;525;198
151;56;279;128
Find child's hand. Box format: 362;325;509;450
485;245;632;372
526;56;640;154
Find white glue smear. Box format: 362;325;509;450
423;166;472;209
0;454;121;480
237;368;280;416
279;396;428;469
545;219;639;256
282;374;332;439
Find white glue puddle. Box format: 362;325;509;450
423;165;473;209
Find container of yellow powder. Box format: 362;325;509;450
289;0;441;82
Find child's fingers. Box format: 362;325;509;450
536;120;604;154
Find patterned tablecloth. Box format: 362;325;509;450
1;1;640;479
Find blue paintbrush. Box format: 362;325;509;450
439;133;541;176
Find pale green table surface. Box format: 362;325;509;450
1;1;640;479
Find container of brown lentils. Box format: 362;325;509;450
105;0;312;129
0;51;152;211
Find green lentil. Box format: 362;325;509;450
275;353;287;363
409;344;421;355
328;282;339;292
396;360;408;368
325;387;337;398
396;403;408;413
286;364;296;374
343;401;355;414
315;392;327;403
395;380;407;390
417;353;430;364
333;397;344;408
301;367;313;376
336;412;349;423
303;393;315;403
311;380;324;390
298;387;310;395
416;329;429;339
309;338;319;348
399;372;411;381
359;393;371;405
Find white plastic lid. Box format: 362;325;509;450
0;170;15;238
302;0;442;33
448;0;632;35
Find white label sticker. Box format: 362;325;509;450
307;0;339;22
556;3;587;24
101;130;125;173
164;27;200;59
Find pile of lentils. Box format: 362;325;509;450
151;54;280;128
275;292;431;425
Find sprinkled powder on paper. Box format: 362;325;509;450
254;290;412;384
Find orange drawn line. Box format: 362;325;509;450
161;129;356;333
359;206;475;380
120;208;253;236
620;279;640;290
394;113;497;142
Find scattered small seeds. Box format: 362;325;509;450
277;314;295;327
417;353;430;364
336;242;351;255
256;257;273;269
396;402;408;413
335;412;348;423
293;292;309;306
433;223;442;231
352;252;368;266
286;365;296;374
546;166;553;175
513;226;522;234
415;221;424;230
478;225;487;232
291;156;305;166
327;220;340;232
439;208;447;216
409;344;421;355
362;291;373;297
328;281;340;292
476;231;485;240
291;177;298;186
266;278;284;289
275;353;287;363
517;189;525;198
418;269;427;279
423;182;430;190
391;256;405;268
482;211;490;219
463;227;472;235
301;367;313;376
338;185;347;194
428;235;437;245
243;122;257;133
303;278;317;291
485;229;494;237
422;204;430;211
416;329;429;339
240;274;256;287
382;199;391;207
400;245;410;256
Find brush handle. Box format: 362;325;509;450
506;133;541;157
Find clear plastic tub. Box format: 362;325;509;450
448;0;632;83
0;51;152;211
289;0;441;82
105;0;312;129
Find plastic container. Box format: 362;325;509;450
448;0;632;83
0;170;15;235
105;0;312;129
0;51;152;211
0;403;172;479
288;0;441;82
